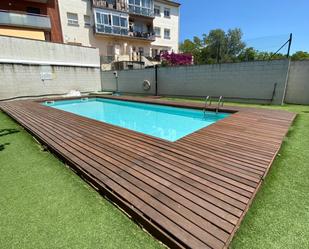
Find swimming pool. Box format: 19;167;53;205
45;98;229;142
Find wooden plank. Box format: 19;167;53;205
0;96;296;249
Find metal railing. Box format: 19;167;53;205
96;24;155;41
92;0;128;12
0;9;51;30
128;31;155;40
96;24;129;36
216;96;224;113
203;96;212;116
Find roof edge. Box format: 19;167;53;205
155;0;181;7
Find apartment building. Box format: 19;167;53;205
57;0;180;67
152;0;180;57
0;0;63;42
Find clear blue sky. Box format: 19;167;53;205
178;0;309;53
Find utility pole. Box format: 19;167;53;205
287;33;293;58
216;42;221;64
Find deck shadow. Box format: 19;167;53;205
0;143;10;151
0;129;20;137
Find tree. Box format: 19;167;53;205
179;37;203;64
238;47;258;61
179;38;200;54
179;29;309;65
179;28;246;64
291;51;309;61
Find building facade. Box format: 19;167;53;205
0;0;63;42
152;0;180;57
57;0;180;67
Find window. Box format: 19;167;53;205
67;12;79;26
154;27;161;37
95;10;128;35
84;15;91;27
128;0;153;17
26;7;41;14
164;8;170;18
154;5;160;16
112;15;120;26
120;17;127;27
164;28;170;39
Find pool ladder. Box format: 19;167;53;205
203;96;224;115
45;100;55;105
203;96;212;116
216;96;224;114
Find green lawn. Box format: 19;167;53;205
1;100;309;249
164;98;309;249
0;111;163;249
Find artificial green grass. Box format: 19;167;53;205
164;98;309;249
230;104;309;249
1;100;309;249
0;111;163;249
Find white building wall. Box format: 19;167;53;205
152;0;180;53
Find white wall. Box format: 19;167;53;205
0;64;101;100
0;35;100;67
0;35;101;100
152;0;180;52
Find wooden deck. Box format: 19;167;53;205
0;96;296;249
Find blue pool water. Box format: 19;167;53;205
45;98;229;142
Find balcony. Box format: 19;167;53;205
0;10;51;30
128;31;155;41
95;24;155;41
128;0;154;17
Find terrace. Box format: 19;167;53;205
0;96;296;249
94;8;155;41
0;9;51;30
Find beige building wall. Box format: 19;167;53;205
152;0;180;53
58;0;180;59
58;0;153;58
57;0;93;47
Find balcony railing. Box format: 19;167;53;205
96;24;155;41
96;24;129;36
92;0;128;12
0;10;51;30
92;0;154;17
128;31;155;40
